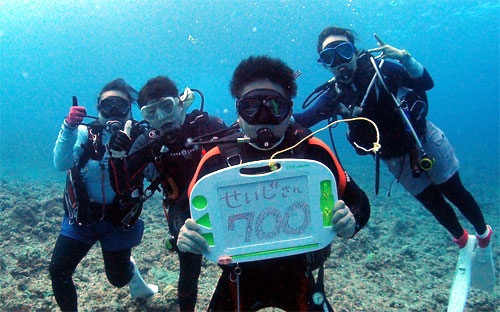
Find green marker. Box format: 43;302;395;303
320;180;334;227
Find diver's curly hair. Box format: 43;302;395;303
230;56;297;99
137;76;179;108
98;78;138;104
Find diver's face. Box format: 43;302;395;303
237;80;292;149
321;35;357;84
141;95;185;131
98;90;131;124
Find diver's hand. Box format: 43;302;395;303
367;34;407;62
177;219;209;254
337;103;351;119
65;106;87;128
129;120;146;142
331;200;356;238
108;131;132;158
352;106;364;118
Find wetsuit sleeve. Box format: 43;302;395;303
341;174;370;235
128;134;159;182
53;122;86;171
108;133;156;195
307;139;370;236
383;60;434;91
293;89;339;128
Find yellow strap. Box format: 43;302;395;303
268;117;381;168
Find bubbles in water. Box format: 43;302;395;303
223;108;229;114
188;35;198;44
252;27;257;32
22;72;30;79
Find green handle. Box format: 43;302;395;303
320;180;334;227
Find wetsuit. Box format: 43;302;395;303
294;54;487;239
110;109;228;311
188;123;370;312
50;120;143;311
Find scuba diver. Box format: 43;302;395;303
108;76;229;312
50;78;158;312
177;56;370;312
294;26;493;259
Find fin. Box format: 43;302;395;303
471;240;496;292
447;235;477;312
129;258;158;300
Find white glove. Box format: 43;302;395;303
177;219;209;254
332;200;356;238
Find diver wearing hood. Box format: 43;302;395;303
294;26;492;253
177;56;370;312
108;76;228;312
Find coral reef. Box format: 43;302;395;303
0;160;498;311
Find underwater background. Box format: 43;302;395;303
0;0;498;311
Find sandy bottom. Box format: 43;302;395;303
0;159;498;312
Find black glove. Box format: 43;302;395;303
108;131;132;158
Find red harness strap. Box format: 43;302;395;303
187;146;221;198
308;137;347;197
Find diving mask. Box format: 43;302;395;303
141;97;181;129
318;41;355;68
98;96;131;118
140;87;195;130
237;89;292;125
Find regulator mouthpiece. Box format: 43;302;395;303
255;128;280;149
337;65;354;82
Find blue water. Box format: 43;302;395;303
0;0;498;177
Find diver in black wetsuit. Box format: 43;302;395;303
108;76;228;311
294;26;492;251
177;55;370;312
